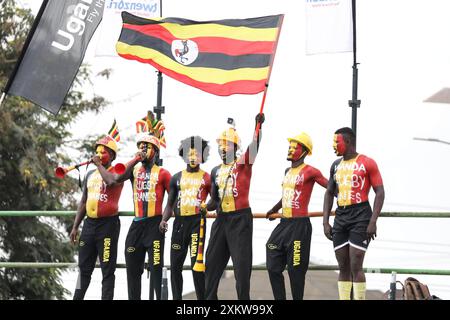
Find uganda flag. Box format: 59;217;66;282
108;119;120;142
116;12;284;96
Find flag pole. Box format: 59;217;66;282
254;85;268;135
154;0;164;122
348;0;360;144
153;0;164;166
148;0;164;301
254;14;284;136
0;0;49;107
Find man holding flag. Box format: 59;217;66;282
205;114;264;300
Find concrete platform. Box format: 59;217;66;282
183;269;385;300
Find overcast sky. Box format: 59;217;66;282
19;0;450;299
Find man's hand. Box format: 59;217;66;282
159;220;168;233
323;222;333;241
136;150;147;161
266;209;276;221
70;228;79;244
367;220;377;240
92;155;102;167
255;113;265;126
199;202;208;215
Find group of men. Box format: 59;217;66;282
69;114;384;301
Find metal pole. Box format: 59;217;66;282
148;0;164;299
161;267;168;300
153;0;165;166
389;271;397;300
154;71;164;122
348;0;360;143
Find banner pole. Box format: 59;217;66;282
348;0;360;145
154;0;164;122
0;92;5;107
153;0;164;167
148;0;164;301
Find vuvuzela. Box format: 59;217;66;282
193;203;207;272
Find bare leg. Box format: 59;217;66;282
349;246;366;282
335;245;351;281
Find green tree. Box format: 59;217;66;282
0;0;108;299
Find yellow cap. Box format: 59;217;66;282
95;135;118;154
136;133;160;150
288;132;313;155
216;128;241;147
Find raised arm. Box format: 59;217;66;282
245;113;265;165
113;155;143;183
92;155;116;186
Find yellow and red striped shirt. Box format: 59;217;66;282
333;154;383;207
85;167;124;218
212;149;253;213
281;164;327;218
172;169;211;216
132;164;171;218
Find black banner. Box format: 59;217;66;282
6;0;106;115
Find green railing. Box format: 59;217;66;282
0;262;449;276
1;211;450;218
1;210;449;276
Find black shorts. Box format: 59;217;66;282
332;202;372;252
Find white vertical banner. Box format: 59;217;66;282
95;0;159;57
305;0;353;55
